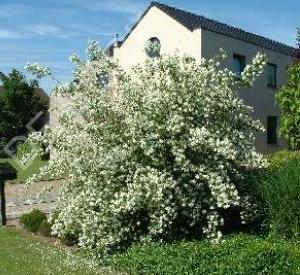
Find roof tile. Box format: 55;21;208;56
118;2;296;57
151;2;295;56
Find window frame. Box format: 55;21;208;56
233;53;246;76
267;116;278;145
267;63;277;88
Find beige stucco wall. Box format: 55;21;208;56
115;7;293;153
114;6;202;69
201;29;293;153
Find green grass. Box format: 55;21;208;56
4;227;299;275
113;234;300;275
0;228;116;275
0;158;48;183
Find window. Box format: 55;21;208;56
233;54;246;76
145;37;161;58
267;116;278;144
267;63;277;88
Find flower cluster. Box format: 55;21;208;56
24;63;51;79
26;41;267;258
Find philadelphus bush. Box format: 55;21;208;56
26;41;267;258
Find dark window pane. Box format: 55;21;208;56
267;63;277;88
146;37;161;58
267;116;278;144
233;54;246;76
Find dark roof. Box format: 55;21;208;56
119;1;296;56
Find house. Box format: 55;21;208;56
111;1;295;153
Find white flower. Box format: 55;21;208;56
24;63;51;79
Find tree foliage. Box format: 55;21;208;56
0;69;49;157
297;28;300;49
276;29;300;150
27;41;267;258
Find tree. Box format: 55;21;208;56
0;69;49;157
26;41;267;258
276;29;300;150
296;28;300;61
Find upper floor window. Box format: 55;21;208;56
145;37;161;58
267;63;277;88
233;54;246;76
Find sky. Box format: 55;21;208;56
0;0;299;94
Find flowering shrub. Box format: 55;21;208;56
26;41;267;258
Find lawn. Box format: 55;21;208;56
2;227;300;275
0;158;48;183
0;228;117;275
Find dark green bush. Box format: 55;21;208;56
233;167;268;235
113;235;300;275
20;209;47;233
238;150;300;239
0;69;49;157
259;151;300;239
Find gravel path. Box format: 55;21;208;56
4;180;62;219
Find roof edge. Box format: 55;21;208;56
116;1;296;57
117;2;158;48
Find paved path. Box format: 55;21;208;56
4;180;62;219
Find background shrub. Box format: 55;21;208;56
20;209;47;233
238;150;300;238
113;234;300;275
276;35;300;150
267;150;300;168
258;151;300;239
231;167;268;235
16;140;40;160
0;69;49;157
